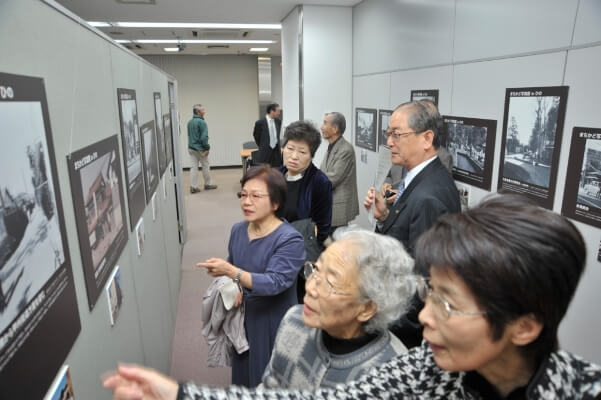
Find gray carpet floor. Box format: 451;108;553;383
170;168;244;386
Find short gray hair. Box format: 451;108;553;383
193;104;204;113
326;112;346;135
394;100;441;148
332;228;414;333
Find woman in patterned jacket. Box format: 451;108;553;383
104;195;601;400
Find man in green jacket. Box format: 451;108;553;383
187;104;217;193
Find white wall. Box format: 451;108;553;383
271;56;283;107
144;55;259;168
302;5;353;167
352;0;601;363
281;6;300;126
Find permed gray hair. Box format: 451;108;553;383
332;228;414;333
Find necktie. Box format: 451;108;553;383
269;119;277;148
393;180;405;206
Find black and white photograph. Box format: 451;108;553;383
0;72;80;400
140;121;159;202
105;266;123;327
561;127;601;229
151;193;158;221
153;92;167;176
597;238;601;263
117;88;145;231
355;108;377;151
498;86;568;209
410;89;439;106
135;218;145;256
444;115;497;190
378;109;392;150
162;113;173;167
67;136;128;310
44;364;75;400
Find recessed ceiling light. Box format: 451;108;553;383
88;21;281;30
135;39;275;44
115;40;132;43
164;47;179;52
250;48;268;52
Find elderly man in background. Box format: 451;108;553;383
319;112;359;232
187;104;217;193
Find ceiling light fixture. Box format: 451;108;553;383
135;39;275;44
88;21;281;30
89;21;111;27
115;40;132;43
250;48;268;52
164;47;179;52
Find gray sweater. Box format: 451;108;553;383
260;305;407;390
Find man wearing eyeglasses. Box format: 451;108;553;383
363;100;460;348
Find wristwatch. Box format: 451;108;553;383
233;270;242;289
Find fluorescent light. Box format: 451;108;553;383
115;40;132;43
89;21;111;27
135;39;275;44
112;22;281;29
164;47;179;52
250;48;268;52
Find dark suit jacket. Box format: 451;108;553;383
377;157;460;349
253;116;282;166
377;156;460;255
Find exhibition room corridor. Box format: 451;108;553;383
170;168;243;386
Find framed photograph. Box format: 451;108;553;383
444;115;497;190
67;136;128;310
135;218;145;256
105;266;123;327
117;88;145;231
377;109;392;150
410;89;439;106
0;72;80;399
153;92;167;176
561;127;601;228
43;365;74;400
497;86;568;209
355;108;377;151
139;121;159;203
162;113;173;167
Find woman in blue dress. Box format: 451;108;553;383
197;166;306;388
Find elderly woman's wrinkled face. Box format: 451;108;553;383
302;240;374;339
283;139;312;177
419;267;526;376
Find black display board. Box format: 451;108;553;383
561;127;601;228
0;72;80;399
117;88;145;230
67;136;128;310
140;121;159;202
355;108;377;151
497;86;568;209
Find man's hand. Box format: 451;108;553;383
364;187;389;221
381;183;398;205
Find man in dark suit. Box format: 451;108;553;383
364;100;460;348
252;103;282;166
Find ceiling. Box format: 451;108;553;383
55;0;361;56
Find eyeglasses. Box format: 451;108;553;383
303;261;354;297
384;129;420;142
416;276;486;321
237;191;269;201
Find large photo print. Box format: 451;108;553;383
117;88;145;230
561;127;601;228
153;92;167;176
0;72;80;399
377;109;392;150
355;108;377;151
444;115;497;190
67;136;128;310
497;86;568;209
140;121;159;202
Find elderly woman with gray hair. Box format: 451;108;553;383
260;229;414;390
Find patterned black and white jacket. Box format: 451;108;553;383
178;342;601;399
